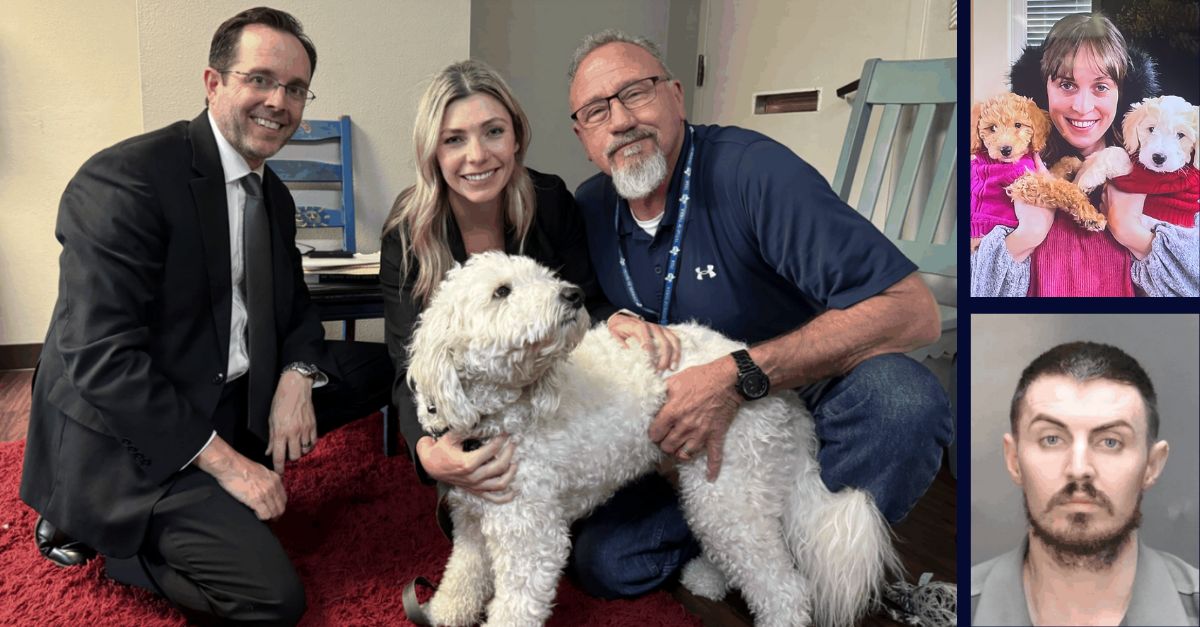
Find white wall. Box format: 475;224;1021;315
0;1;143;345
470;0;675;192
971;0;1015;103
138;0;470;255
694;0;957;179
0;1;470;346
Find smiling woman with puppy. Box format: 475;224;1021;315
380;60;679;508
972;12;1197;297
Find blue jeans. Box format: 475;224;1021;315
568;353;954;598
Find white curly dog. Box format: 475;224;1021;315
406;251;900;627
1074;95;1200;192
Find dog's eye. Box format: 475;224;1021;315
989;125;997;132
493;284;512;299
1014;122;1022;129
1178;132;1185;140
1148;126;1155;133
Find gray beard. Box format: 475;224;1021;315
1025;493;1142;572
611;145;668;200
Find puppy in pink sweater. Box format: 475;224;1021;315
970;93;1106;252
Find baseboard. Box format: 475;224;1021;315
0;343;40;371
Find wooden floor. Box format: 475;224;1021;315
1;368;955;626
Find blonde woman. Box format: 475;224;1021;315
380;60;677;506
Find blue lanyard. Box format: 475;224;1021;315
614;126;695;325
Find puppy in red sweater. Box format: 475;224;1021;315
1075;95;1199;228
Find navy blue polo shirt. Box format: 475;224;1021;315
575;123;916;345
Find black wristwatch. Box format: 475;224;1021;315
731;350;770;401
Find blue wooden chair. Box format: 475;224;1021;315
268;117;398;456
268;116;357;253
831;58;958;476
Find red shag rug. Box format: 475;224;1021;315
0;416;700;626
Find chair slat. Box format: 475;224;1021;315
832;59;878;203
856;103;901;223
883;103;937;239
289;120;344;141
269;160;343;183
863;58;956;104
915;107;958;257
294;206;347;228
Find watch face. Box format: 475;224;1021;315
741;372;770;399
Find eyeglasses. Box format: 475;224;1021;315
571;76;666;129
220;70;316;103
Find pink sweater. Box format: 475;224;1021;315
971;153;1036;237
1029;210;1134;297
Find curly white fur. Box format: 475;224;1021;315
1075;95;1199;191
406;252;901;627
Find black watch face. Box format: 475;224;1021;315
740;372;770;399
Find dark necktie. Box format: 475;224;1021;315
241;173;276;441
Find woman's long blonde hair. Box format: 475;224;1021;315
383;60;535;305
1039;12;1130;164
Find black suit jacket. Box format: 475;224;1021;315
379;169;616;483
20;111;335;557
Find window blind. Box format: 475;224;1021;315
1026;0;1094;47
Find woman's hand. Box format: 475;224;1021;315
605;312;681;371
1005;154;1056;263
1103;185;1153;260
416;432;518;503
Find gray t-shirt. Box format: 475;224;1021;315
971;538;1200;625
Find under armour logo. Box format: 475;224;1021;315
695;265;716;280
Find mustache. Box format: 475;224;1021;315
606;129;657;158
1045;481;1114;514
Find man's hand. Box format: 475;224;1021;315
265;370;318;474
648;356;742;481
417;433;518;503
196;435;287;520
606;312;681;371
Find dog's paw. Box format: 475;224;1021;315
1073;165;1109;193
1075;213;1108;232
680;556;729;600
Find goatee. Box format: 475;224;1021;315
1026;487;1142;571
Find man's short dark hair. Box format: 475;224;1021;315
209;7;317;76
1010;341;1159;442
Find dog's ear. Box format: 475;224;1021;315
1122;100;1147;155
407;316;474;434
1030;103;1052;154
969;101;983;155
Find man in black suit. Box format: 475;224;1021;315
20;7;390;624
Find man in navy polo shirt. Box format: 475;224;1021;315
563;29;955;598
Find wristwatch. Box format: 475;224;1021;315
282;361;320;379
731;350;770;401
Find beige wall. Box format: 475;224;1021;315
138;0;470;255
971;0;1015;103
0;1;469;346
470;0;675;192
694;0;957;179
0;1;143;345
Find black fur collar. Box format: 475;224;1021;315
1008;45;1160;117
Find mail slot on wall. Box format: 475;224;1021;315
753;89;820;114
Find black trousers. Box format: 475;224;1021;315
107;340;392;626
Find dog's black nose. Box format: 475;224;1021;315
1152;153;1166;165
560;286;584;309
1000;146;1012;157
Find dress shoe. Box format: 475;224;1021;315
34;515;96;567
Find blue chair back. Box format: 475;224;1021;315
832;58;956;281
268;116;357;253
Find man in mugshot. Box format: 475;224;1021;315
971;341;1200;626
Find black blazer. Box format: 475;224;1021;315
19;111;335;557
380;169;615;482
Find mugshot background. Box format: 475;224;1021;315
971;313;1200;566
